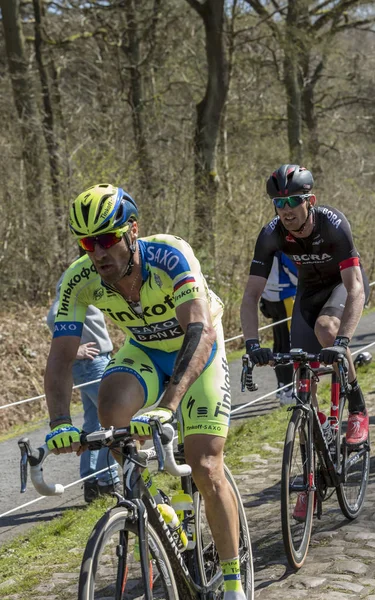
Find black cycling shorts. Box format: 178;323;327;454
291;273;369;353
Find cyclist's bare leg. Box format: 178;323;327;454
315;314;356;380
184;434;239;560
98;372;145;462
311;314;337;407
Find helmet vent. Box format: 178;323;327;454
115;203;124;223
272;175;280;192
94;220;112;233
81;201;91;226
71;202;80;230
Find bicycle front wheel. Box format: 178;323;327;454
281;407;315;570
78;506;178;600
336;397;370;519
194;464;254;599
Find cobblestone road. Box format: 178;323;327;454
4;402;375;600
237;399;375;599
2;311;375;598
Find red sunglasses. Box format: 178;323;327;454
79;231;123;252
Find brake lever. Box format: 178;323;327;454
18;438;30;493
241;354;258;392
151;422;166;471
337;356;349;392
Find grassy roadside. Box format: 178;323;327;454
1;360;374;596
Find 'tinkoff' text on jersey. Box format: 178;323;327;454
54;234;223;352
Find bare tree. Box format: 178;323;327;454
244;0;375;168
119;0;162;229
0;0;43;214
186;0;229;251
32;0;64;241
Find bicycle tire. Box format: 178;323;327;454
336;395;370;520
281;407;315;570
194;464;254;599
78;506;178;600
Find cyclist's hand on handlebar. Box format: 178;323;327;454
130;407;175;438
320;336;349;366
45;424;82;454
319;346;346;365
245;338;273;366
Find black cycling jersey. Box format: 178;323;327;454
250;205;360;289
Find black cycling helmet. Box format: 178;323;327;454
266;164;314;198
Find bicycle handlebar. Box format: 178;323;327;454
241;348;349;393
18;439;65;496
18;421;191;497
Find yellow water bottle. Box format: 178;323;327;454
157;503;188;552
171;490;196;550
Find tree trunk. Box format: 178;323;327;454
220;0;237;209
188;0;229;254
0;0;43;215
302;75;322;175
122;0;156;230
32;0;64;241
283;0;303;164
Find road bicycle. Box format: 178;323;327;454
18;412;254;599
241;348;370;570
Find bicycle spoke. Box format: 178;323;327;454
78;509;178;600
194;465;254;598
336;406;370;519
281;408;314;569
94;533;165;599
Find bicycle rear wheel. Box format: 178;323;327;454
336;397;370;519
194;464;254;599
78;506;178;600
281;407;315;570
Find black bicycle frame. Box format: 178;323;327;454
118;439;223;600
294;360;348;492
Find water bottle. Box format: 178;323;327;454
157;503;188;552
171;490;196;550
318;411;335;453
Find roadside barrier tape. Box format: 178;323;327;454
2;278;375;410
0;469;111;519
1;338;375;521
0;316;294;410
4;298;374;410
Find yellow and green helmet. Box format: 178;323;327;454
69;184;138;238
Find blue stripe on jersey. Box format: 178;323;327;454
53;321;83;338
139;240;191;280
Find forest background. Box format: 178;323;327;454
0;0;375;431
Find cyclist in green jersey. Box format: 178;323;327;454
45;184;246;600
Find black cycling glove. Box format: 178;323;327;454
245;338;273;366
319;336;350;365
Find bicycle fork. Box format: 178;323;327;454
296;365;317;498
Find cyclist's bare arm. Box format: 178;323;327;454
159;298;216;413
240;274;267;341
44;336;81;429
338;266;365;340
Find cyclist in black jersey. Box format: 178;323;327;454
240;164;369;448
